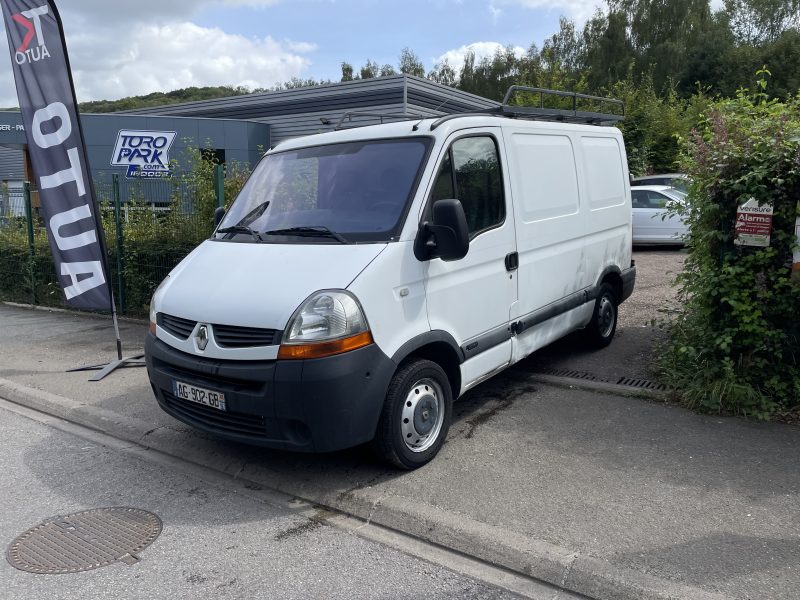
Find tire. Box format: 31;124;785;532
373;359;452;470
584;282;618;348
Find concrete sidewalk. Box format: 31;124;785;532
1;304;798;600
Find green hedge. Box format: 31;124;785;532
660;75;800;419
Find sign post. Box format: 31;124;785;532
1;0;144;380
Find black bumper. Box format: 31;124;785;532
145;334;396;453
620;264;636;303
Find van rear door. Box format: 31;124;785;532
423;130;517;393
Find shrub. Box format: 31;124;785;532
660;74;800;418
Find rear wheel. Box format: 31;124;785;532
585;282;618;348
373;359;452;470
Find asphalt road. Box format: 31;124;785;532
0;402;526;600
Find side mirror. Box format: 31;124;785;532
214;206;226;227
414;199;469;261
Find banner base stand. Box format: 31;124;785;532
67;354;146;381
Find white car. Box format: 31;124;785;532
631;173;689;193
631;185;688;245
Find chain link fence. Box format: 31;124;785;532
0;166;227;318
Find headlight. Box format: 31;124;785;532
148;276;170;333
279;290;372;359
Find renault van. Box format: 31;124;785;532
145;88;636;469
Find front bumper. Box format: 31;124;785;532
145;334;396;452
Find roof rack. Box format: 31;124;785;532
329;87;624;133
502;86;624;122
429;86;624;130
334;111;426;130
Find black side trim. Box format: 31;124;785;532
620;265;636;303
516;287;592;334
461;324;513;360
391;330;464;365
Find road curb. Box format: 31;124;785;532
0;376;726;600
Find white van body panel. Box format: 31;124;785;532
347;241;429;360
502;126;631;363
578;134;632;282
154;240;385;360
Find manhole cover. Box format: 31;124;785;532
7;507;162;574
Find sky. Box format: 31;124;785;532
0;0;607;108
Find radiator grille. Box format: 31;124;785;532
213;323;279;348
158;314;196;340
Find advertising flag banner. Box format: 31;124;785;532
1;0;112;310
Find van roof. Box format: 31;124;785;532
271;86;625;153
272;113;624;153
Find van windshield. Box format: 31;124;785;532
215;138;431;243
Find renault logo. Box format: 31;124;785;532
196;324;209;351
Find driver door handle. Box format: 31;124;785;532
505;252;519;272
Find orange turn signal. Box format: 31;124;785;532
149;321;157;334
278;331;373;360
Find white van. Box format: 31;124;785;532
145;88;636;469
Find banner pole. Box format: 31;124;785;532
23;181;36;306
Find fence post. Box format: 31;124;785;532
23;182;37;306
214;163;225;209
112;174;126;315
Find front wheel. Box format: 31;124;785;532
584;282;618;348
373;359;452;469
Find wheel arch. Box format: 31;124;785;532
596;266;623;302
391;331;463;400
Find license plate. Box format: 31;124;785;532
172;380;226;411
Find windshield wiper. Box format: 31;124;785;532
216;225;264;242
236;200;271;227
263;226;349;244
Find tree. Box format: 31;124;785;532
724;0;800;44
428;59;457;87
542;17;585;76
583;9;635;91
360;59;379;79
398;47;425;77
340;62;356;81
455;47;521;101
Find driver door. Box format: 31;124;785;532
422;130;517;394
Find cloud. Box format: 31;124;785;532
494;0;603;22
435;42;525;75
0;3;314;107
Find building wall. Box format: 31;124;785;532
0;145;24;182
124;75;501;144
0;111;270;199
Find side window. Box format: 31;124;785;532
631;190;648;209
431;136;505;236
648;191;667;209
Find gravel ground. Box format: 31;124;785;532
618;247;687;329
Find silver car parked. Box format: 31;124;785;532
631;185;688;245
631;173;689;193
